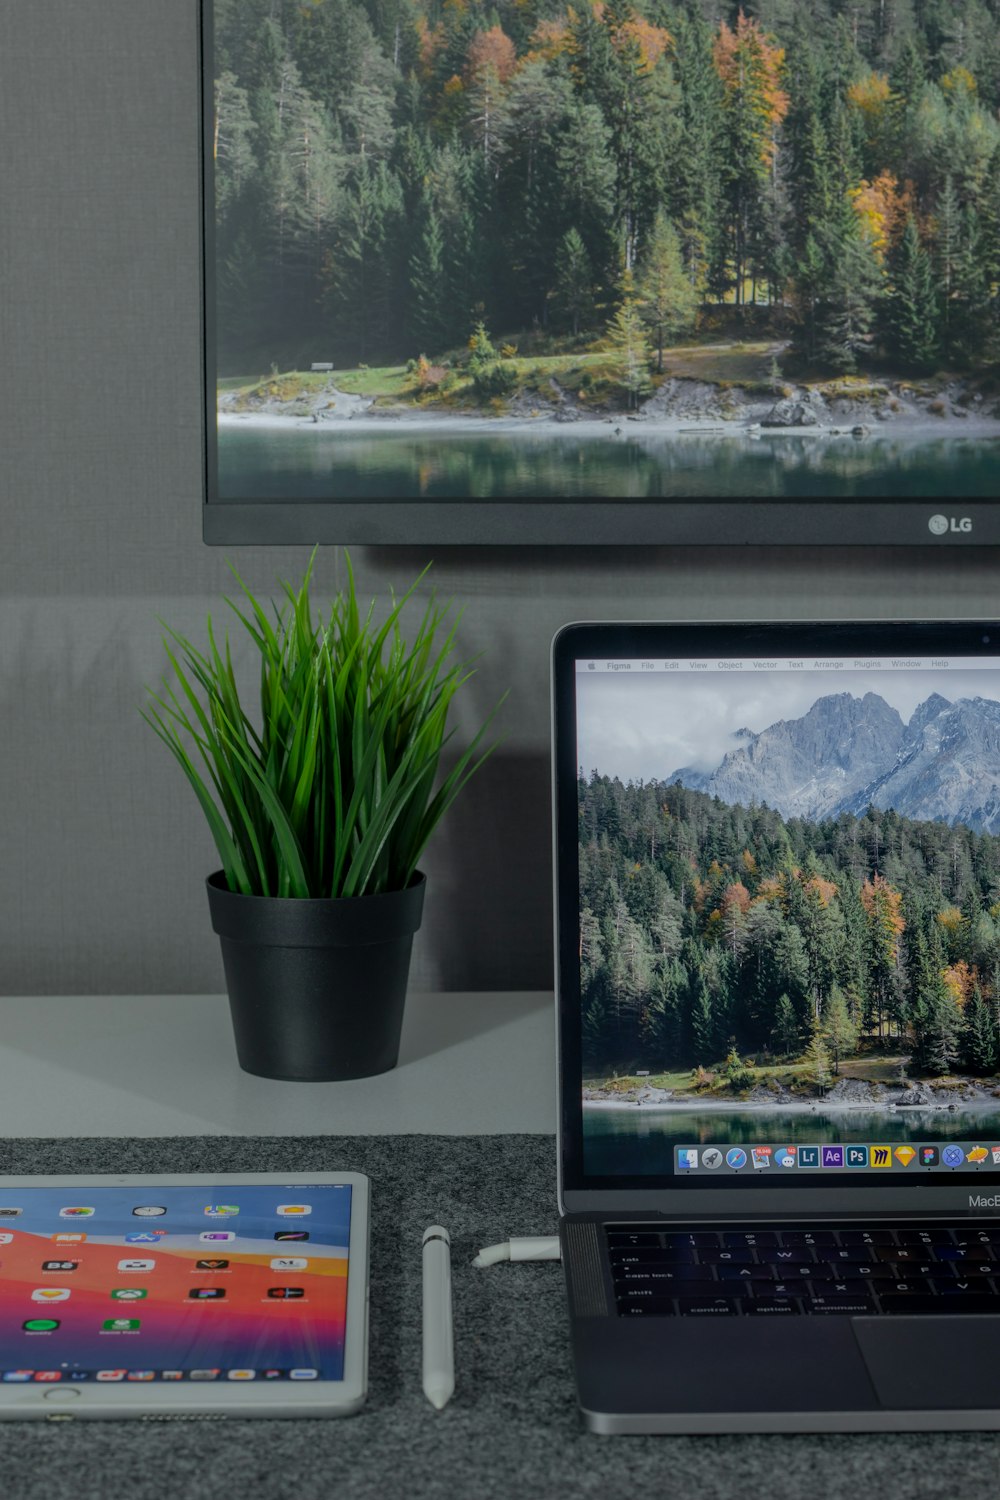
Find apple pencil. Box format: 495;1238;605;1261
422;1225;454;1411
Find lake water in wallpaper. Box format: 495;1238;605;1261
583;1104;1000;1177
218;425;1000;502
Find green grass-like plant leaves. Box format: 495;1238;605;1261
142;552;504;899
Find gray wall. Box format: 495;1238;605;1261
2;2;998;997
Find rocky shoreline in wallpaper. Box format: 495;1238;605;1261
218;368;1000;437
579;688;1000;1112
583;1076;1000;1108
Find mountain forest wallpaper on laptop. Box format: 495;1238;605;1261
576;664;1000;1174
209;0;1000;504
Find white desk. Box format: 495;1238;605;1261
0;992;556;1137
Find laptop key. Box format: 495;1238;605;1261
619;1265;705;1283
805;1295;876;1314
814;1245;874;1262
611;1247;695;1265
877;1246;933;1264
878;1280;934;1296
931;1279;997;1295
722;1231;779;1248
699;1248;755;1264
662;1232;721;1248
955;1230;1000;1248
820;1263;895;1280
607;1231;662;1248
613;1261;702;1280
676;1300;740;1316
780;1231;836;1247
760;1262;828;1281
897;1230;954;1246
620;1280;739;1302
618;1300;676;1317
746;1298;801;1315
840;1231;895;1246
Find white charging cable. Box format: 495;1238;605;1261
472;1236;561;1267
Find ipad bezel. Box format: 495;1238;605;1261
0;1170;369;1420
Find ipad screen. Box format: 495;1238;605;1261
0;1184;352;1385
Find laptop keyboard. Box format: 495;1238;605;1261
607;1223;1000;1316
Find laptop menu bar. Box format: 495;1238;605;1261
577;657;1000;675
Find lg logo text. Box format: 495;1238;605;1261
928;514;973;535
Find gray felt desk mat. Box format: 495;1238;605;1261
0;1135;996;1500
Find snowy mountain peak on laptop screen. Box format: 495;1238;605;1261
575;652;1000;1182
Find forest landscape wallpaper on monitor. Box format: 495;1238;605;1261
206;0;1000;517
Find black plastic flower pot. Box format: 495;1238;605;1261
206;871;426;1081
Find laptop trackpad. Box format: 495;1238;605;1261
853;1317;1000;1409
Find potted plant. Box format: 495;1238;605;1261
142;551;502;1081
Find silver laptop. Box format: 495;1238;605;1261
552;620;1000;1433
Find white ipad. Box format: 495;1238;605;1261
0;1171;369;1419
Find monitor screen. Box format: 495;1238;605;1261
201;1;1000;544
565;630;1000;1188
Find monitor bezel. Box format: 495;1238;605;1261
554;618;1000;1211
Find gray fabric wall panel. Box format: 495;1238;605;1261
1;3;998;995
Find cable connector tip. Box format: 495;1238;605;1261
472;1235;561;1266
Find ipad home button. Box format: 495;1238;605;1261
42;1388;80;1401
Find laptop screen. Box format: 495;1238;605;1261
557;622;1000;1193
